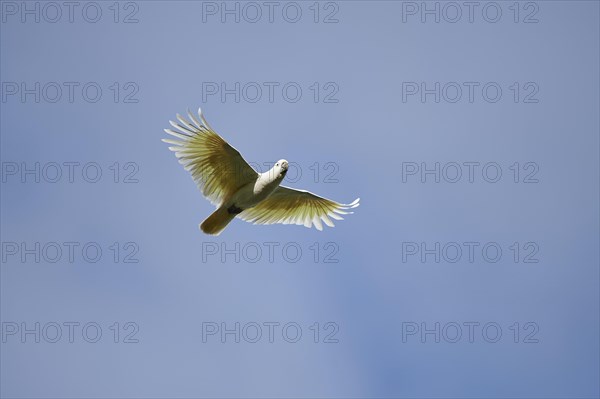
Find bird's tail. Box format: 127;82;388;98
200;206;236;235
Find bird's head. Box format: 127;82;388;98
274;159;289;177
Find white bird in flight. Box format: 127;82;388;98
163;108;360;235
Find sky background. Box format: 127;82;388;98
1;1;599;398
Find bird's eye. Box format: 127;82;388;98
276;163;279;166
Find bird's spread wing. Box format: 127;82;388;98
163;109;258;206
238;186;360;231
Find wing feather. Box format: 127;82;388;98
238;186;360;230
163;108;258;205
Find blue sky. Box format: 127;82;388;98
1;1;599;397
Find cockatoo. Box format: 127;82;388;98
163;108;360;235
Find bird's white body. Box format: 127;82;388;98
163;108;359;235
226;162;287;211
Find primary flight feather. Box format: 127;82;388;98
163;108;360;235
